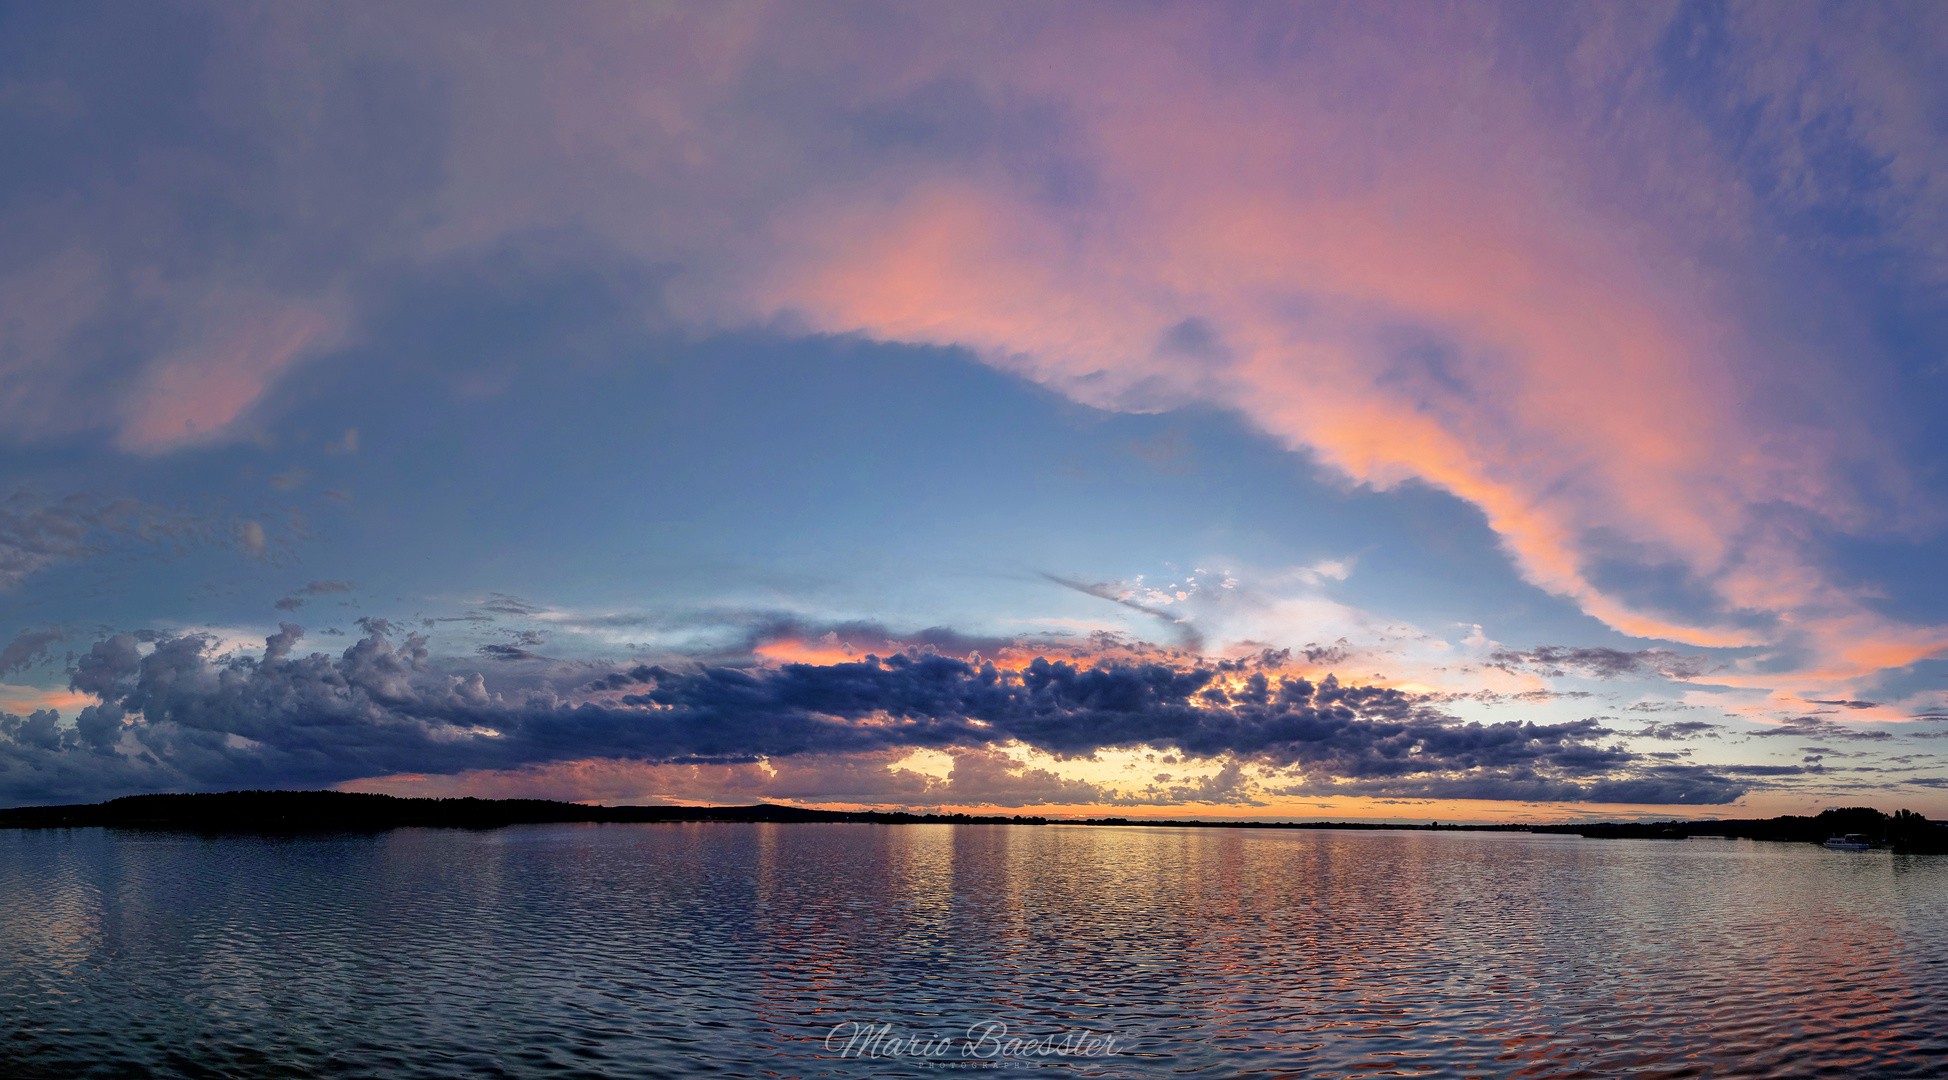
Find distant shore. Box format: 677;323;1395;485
0;790;1942;851
0;791;1044;830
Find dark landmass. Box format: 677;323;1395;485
0;791;1047;831
1065;811;1947;852
1532;806;1948;853
0;792;1940;851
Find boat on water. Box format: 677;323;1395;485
1823;833;1873;851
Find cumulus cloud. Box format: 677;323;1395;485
0;626;1747;806
591;656;1480;772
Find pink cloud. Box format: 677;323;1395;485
9;3;1940;682
677;7;1937;678
119;295;346;453
231;2;1943;680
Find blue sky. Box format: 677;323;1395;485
3;1;1947;817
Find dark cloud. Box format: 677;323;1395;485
1807;699;1879;710
0;628;1744;806
593;657;1566;780
1268;764;1751;805
1427;688;1596;706
1490;646;1712;680
1749;717;1894;741
275;580;354;611
554;613;655;629
0;628;62;676
264;623;305;663
1299;641;1351;665
477;630;545;663
1625;720;1721;740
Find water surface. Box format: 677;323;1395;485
2;824;1942;1077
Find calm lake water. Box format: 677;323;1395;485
1;824;1943;1078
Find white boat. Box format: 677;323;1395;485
1823;833;1872;851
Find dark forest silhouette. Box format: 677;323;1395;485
0;790;1045;830
0;791;1942;850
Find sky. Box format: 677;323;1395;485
3;0;1948;820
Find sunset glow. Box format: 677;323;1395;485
1;1;1945;821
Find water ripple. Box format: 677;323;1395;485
1;826;1944;1077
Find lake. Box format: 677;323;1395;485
2;823;1943;1077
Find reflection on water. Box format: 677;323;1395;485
2;824;1943;1078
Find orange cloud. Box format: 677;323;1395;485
0;685;94;716
752;639;866;667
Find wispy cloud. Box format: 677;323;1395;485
274;580;354;612
1037;572;1204;651
0;489;264;588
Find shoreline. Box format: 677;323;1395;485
1;790;1942;849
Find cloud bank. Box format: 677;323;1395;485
0;625;1754;807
